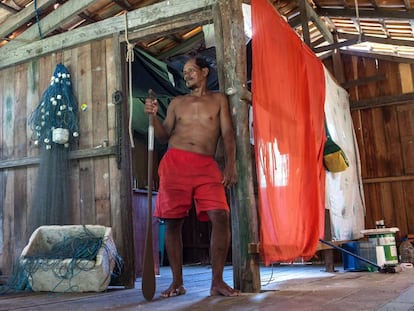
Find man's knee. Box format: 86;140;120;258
165;218;184;232
208;210;229;225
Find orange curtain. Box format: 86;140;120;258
251;0;326;264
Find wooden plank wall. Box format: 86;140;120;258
0;37;132;280
324;55;414;242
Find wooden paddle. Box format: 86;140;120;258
142;89;156;301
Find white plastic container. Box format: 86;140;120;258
361;227;399;265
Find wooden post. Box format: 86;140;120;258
297;0;311;47
114;38;136;288
213;0;261;293
332;32;346;85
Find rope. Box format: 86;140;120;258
34;0;43;39
125;14;135;148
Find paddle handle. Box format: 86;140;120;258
142;89;156;301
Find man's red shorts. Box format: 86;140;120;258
155;148;229;221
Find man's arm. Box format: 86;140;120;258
144;97;176;144
219;93;237;187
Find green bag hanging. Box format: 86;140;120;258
323;122;349;172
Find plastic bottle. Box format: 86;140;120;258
399;238;414;263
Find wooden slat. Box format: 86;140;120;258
363;183;383;230
392;182;409;238
106;35;122;246
26;59;40;242
0;65;5;270
378;60;402;96
399;63;414;93
0;57;4;273
358;57;379;100
76;43;95;224
14;63;28;255
372;108;389;177
397;104;414;174
404;181;414;234
91;40;111;226
1;66;16;274
63;48;81;223
381;183;395;228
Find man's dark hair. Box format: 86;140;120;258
194;56;210;71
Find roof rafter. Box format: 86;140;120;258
0;2;19;14
315;8;414;20
1;0;101;52
295;0;333;44
0;0;56;40
0;0;217;69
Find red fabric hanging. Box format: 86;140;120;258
251;0;326;264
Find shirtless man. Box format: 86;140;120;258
144;56;239;297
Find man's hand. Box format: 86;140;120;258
144;96;158;116
222;164;237;188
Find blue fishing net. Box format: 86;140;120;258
28;63;79;149
27;63;79;235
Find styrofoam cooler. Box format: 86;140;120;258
20;225;118;292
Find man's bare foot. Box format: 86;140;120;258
210;281;240;297
160;285;186;298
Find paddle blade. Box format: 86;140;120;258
142;223;155;301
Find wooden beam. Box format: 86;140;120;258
113;0;132;11
316;8;414;20
331;34;346;84
350;91;414;110
290;1;333;44
0;2;19;14
340;48;414;64
213;0;260;294
0;0;56;40
311;36;327;48
338;32;414;48
341;73;387;89
122;10;210;44
304;0;333;44
0;0;217;69
2;0;101;52
0;146;117;170
313;34;364;53
363;175;414;184
297;0;311;47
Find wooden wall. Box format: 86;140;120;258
324;54;414;242
0;37;135;287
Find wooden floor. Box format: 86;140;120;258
1;263;414;310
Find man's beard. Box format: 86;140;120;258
186;81;196;90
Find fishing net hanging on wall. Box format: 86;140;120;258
27;63;79;235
